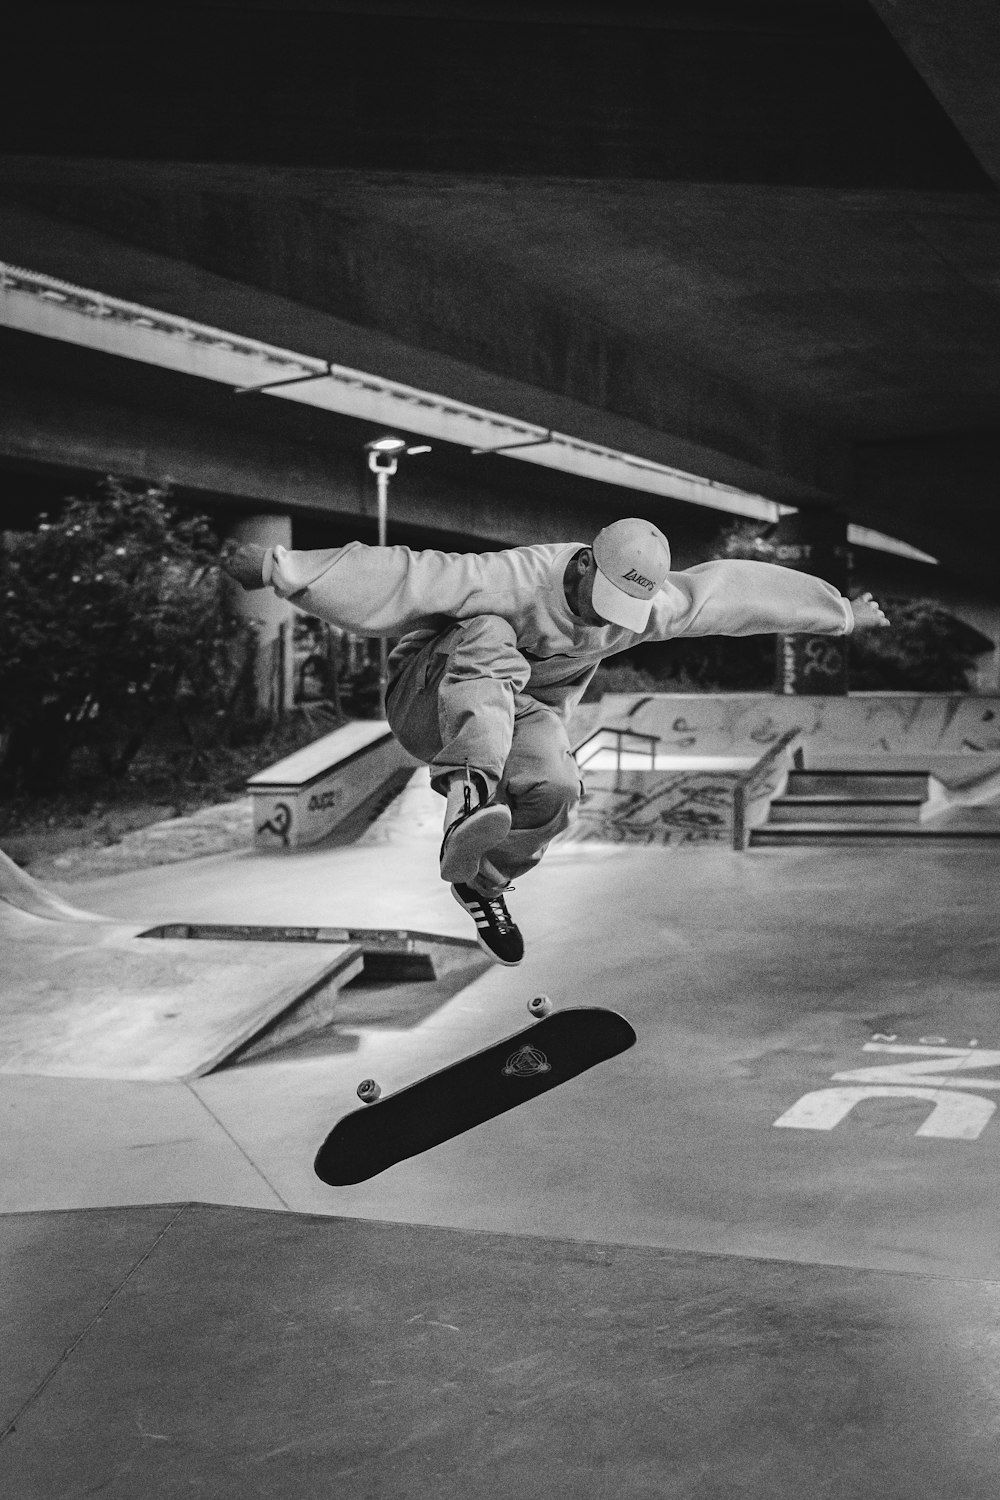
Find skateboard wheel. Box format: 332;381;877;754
527;995;553;1019
357;1079;382;1103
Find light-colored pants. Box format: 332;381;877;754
386;615;582;894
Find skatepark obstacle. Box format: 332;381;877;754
247;720;417;849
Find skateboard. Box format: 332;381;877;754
314;998;637;1186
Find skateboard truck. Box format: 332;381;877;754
356;996;554;1104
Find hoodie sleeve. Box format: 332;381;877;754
263;540;534;635
646;560;854;640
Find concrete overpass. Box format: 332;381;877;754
1;2;998;598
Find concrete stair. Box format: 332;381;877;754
784;771;932;799
750;769;1000;846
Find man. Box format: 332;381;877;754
223;518;888;965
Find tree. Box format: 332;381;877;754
0;479;242;790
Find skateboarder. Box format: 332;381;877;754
223;519;888;965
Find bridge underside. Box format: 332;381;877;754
1;1;999;589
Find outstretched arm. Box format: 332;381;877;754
222;539;447;634
647;559;857;640
220;539;426;631
221;538;524;637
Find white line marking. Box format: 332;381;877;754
774;1086;996;1140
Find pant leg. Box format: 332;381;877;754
477;695;582;892
386;615;530;795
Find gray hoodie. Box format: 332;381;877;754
265;539;853;716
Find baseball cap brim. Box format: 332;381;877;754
591;566;654;631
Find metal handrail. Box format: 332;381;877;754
574;726;661;773
732;729;803;851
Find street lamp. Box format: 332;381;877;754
363;434;431;714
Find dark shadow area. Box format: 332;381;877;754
215;939;491;1068
232;958;493;1068
3;5;990;189
3;1203;998;1498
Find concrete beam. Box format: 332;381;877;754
868;0;1000;189
0;374;648;550
5;360;999;620
0;191;852;507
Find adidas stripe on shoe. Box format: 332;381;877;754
451;882;524;966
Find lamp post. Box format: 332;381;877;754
364;435;431;716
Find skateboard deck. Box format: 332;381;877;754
314;1004;636;1186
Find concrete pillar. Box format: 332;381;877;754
765;510;850;695
943;598;1000;694
225;512;295;719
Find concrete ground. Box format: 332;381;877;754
4;768;1000;1495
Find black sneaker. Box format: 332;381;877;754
451;882;524;966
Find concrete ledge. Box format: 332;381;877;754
595;691;1000;759
247;721;418;849
0;911;365;1081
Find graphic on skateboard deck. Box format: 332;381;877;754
314;998;637;1186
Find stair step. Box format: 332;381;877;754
750;822;1000;845
769;797;923;825
787;771;931;797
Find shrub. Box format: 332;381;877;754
848;597;979;692
0;479;243;789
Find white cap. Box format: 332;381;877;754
591;518;672;631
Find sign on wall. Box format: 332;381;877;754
763;512;851;696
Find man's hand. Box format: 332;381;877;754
850;592;890;630
219;540;269;591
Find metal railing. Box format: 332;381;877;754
574;727;661;774
732;729;803;851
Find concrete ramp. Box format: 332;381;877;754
0;848;362;1081
4;1204;999;1500
0;846;104;922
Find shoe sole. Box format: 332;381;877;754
451;884;524;966
440;804;512;884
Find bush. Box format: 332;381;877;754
614;633;775;692
848;597;979;692
0;479;244;790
